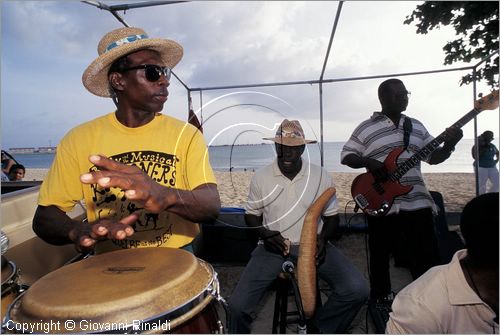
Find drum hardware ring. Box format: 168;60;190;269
2;289;24;332
208;271;229;334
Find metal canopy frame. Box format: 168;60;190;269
82;0;498;195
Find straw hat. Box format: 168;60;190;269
263;119;317;146
82;27;183;97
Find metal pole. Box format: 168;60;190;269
189;65;474;92
110;11;130;27
199;90;203;126
319;1;343;81
81;1;130;26
473;50;499;68
188;89;192;116
81;1;109;10
317;1;343;168
172;71;190;91
108;1;188;11
472;68;480;196
319;83;324;167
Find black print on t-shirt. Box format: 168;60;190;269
90;150;179;234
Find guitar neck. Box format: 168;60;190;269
391;108;481;180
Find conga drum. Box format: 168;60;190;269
4;248;225;333
2;256;24;321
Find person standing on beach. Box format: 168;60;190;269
33;27;220;254
386;192;498;334
229;119;369;334
472;130;499;194
340;78;463;329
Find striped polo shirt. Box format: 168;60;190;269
341;112;437;215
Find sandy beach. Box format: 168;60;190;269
214;171;477;213
26;168;477;213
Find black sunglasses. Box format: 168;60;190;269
120;64;172;82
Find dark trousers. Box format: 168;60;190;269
228;244;369;333
367;208;439;299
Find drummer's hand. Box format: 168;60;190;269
69;214;139;252
261;230;288;256
80;155;174;213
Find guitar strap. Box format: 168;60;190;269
403;116;413;150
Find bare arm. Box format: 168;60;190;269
160;183;221;224
33;205;138;252
341;153;383;171
428;127;463;165
428;147;455;165
471;144;478;160
2;159;15;174
80;155;220;223
245;213;287;255
342;153;387;180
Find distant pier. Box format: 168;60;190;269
8;147;56;154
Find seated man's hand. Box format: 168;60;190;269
261;229;288;256
68;213;139;253
80;155;174;213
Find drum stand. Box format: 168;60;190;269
210;271;229;333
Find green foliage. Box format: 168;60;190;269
405;1;499;88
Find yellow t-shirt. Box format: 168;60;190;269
38;112;216;252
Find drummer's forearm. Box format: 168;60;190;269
33;205;82;245
164;183;220;224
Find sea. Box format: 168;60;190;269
10;140;480;174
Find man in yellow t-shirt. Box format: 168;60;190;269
33;27;220;254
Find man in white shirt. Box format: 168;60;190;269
387;192;499;334
228;119;369;333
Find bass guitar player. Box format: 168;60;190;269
340;78;464;332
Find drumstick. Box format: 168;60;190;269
297;187;336;319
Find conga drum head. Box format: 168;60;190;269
9;248;215;333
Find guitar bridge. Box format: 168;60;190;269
354;194;369;209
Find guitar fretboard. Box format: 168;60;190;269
390;108;481;181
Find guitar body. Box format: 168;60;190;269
351;147;412;216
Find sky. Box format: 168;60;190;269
1;1;499;150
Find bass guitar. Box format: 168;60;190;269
351;90;499;216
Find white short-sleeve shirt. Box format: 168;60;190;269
244;159;338;243
386;249;498;334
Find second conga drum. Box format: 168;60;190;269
6;248;224;333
